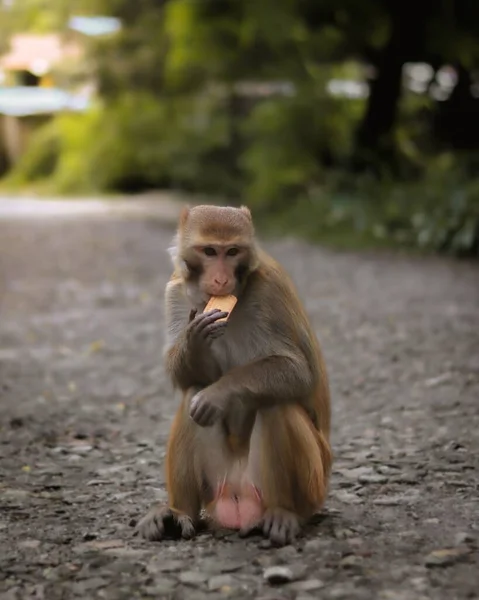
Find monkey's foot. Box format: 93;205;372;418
240;507;300;546
137;505;195;541
263;507;301;546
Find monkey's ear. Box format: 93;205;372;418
179;205;191;228
239;205;252;221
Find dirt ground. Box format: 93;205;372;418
0;199;478;600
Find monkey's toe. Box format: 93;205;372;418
262;508;300;546
137;506;195;541
190;395;222;427
177;514;196;539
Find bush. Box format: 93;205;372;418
259;155;479;256
5;117;60;186
240;89;364;212
6;90;239;195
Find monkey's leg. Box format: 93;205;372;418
137;390;203;541
241;405;332;546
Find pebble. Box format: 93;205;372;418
424;548;468;567
358;473;388;484
339;554;363;568
71;577;107;594
289;579;325;592
179;571;209;586
263;566;294;584
373;491;419;506
146;557;185;575
19;540;41;549
200;558;246;574
332;491;363;505
454;532;475;546
275;545;299;561
208;574;235;591
303;539;326;553
144;579;177;594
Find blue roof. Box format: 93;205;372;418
0;86;90;117
68;16;121;37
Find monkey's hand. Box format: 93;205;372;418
189;386;227;427
137;505;195;541
186;308;228;352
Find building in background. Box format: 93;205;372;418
0;16;121;168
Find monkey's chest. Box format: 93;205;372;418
211;324;265;374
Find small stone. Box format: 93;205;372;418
144;579;176;594
424;373;452;388
264;566;294;584
275;545;298;561
253;555;276;568
372;491;419;506
84;539;124;550
392;472;420;485
208;574;235;591
258;539;273;549
146;558;183;574
104;547;148;558
304;539;327;553
200;558;245;574
71;577;107;593
334;528;356;539
289;579;325;592
19;539;41;549
179;571;209;586
71;444;93;454
337;466;374;481
358;473;388;484
454;532;475;546
332;491;363;505
339;554;363;568
424;548;468;567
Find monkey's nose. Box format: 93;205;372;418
214;277;229;288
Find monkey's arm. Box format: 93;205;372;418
164;279;224;389
189;350;313;427
213;352;312;409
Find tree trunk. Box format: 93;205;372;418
353;2;434;172
434;64;479;151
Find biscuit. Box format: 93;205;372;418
203;295;238;321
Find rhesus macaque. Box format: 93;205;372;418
137;205;332;546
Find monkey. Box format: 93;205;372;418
137;204;332;546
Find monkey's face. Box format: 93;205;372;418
183;244;249;300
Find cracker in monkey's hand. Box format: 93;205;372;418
204;295;237;321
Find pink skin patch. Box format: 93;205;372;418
212;479;263;530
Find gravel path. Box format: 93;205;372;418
1;199;478;600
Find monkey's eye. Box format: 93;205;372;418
203;247;216;256
227;247;239;257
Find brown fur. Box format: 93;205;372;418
137;205;332;545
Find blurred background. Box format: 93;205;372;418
0;0;478;256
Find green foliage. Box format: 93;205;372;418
260;156;479;256
3;0;479;257
6;118;60;186
240;87;364;210
8;91;239;195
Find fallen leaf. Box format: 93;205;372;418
88;340;105;354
